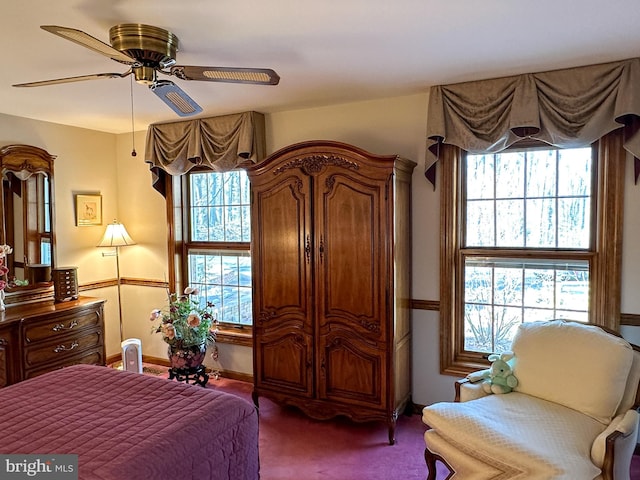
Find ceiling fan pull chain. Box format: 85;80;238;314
130;75;137;157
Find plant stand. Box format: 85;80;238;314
168;365;209;387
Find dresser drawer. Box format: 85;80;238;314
23;310;101;343
23;350;104;380
23;329;103;369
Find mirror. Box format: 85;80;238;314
0;144;56;300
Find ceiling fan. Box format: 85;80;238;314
13;24;280;117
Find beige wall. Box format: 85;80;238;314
111;96;640;405
5;92;640;406
0;112;124;357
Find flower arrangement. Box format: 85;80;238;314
0;244;13;292
150;286;218;349
0;245;13;311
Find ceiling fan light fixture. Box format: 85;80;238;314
150;80;202;116
133;66;157;85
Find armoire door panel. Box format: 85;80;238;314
319;333;385;408
252;176;311;310
315;171;388;339
256;330;313;396
252;173;312;327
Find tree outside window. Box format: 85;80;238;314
462;146;592;353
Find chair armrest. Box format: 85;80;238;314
454;369;491;402
466;368;491;383
591;409;639;477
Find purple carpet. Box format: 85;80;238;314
143;365;640;480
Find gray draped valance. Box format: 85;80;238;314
425;58;640;187
145;111;266;195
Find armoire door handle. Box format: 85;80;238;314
305;235;311;264
319;235;324;263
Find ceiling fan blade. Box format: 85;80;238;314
13;72;130;88
170;66;280;85
41;25;137;65
150;80;203;117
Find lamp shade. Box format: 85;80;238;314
97;221;136;247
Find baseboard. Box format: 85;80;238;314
106;353;122;365
141;354;170;367
215;370;254;384
141;354;254;384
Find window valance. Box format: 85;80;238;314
425;58;640;187
145;111;266;195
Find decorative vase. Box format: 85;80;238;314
168;343;206;370
0;290;5;312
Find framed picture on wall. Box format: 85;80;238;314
76;194;102;226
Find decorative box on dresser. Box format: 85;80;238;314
247;140;416;445
0;296;105;387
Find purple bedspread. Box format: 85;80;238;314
0;364;259;480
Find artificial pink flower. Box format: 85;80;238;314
187;313;201;327
161;324;176;340
149;309;162;322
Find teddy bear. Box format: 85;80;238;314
481;352;518;394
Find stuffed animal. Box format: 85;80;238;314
482;352;518;394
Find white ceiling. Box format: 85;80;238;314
1;0;638;134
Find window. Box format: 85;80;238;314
463;146;592;353
24;173;51;265
439;133;626;376
182;170;252;326
39;174;52;264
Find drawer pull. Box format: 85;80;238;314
53;341;79;353
52;320;79;332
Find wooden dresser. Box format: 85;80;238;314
247;141;415;444
0;296;105;387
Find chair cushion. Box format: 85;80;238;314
423;392;606;479
511;320;633;424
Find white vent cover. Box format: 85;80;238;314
121;338;142;373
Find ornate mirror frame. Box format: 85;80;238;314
0;144;56;304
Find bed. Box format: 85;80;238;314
0;364;259;480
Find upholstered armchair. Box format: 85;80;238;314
422;320;640;480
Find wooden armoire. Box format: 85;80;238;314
247;140;415;444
